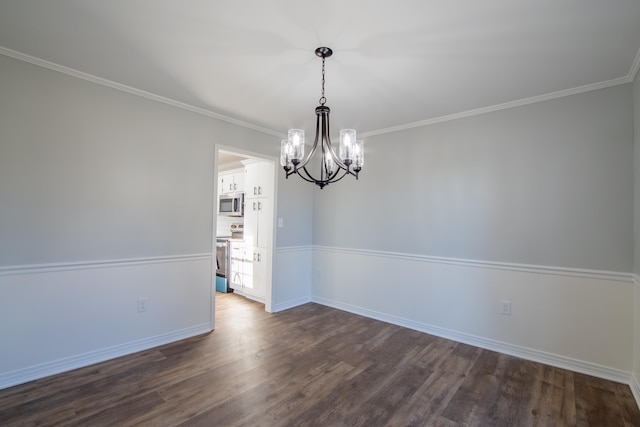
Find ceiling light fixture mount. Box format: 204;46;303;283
280;47;364;189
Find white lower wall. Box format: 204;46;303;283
1;246;634;391
0;255;213;389
272;246;313;312
312;246;634;383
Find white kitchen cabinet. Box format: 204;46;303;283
228;241;245;290
216;175;224;198
232;170;244;192
244;161;273;199
236;160;274;302
243;161;273;249
244;196;272;249
249;246;267;299
228;241;265;302
219;168;244;195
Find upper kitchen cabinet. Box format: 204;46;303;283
243;160;274;249
218;168;244;195
244;161;273;200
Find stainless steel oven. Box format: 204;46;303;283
216;239;229;278
215;239;232;293
215;223;243;293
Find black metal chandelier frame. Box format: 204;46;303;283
282;47;362;189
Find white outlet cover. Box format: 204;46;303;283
137;297;149;313
500;300;512;315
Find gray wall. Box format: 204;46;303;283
0;53;312;266
0;52;315;386
635;76;640;276
275;172;314;248
314;84;634;272
0;55;212;264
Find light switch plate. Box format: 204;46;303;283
500;300;512;315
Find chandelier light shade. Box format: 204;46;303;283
280;47;364;189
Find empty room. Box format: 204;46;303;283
1;1;640;425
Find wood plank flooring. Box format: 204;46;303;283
1;293;639;426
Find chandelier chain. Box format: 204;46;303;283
319;57;326;106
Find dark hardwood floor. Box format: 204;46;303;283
1;292;639;426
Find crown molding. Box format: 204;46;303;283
0;46;283;138
2;45;636;141
360;75;632;138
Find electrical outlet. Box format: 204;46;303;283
500;300;512;315
137;297;148;313
278;217;284;228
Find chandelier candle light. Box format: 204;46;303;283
280;47;364;189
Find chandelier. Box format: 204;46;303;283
280;47;364;189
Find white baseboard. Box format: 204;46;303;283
271;296;312;313
631;373;640;410
0;323;211;390
312;296;632;386
232;289;265;305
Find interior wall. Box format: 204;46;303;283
0;57;217;265
0;53;313;388
313;83;635;375
314;84;634;272
273;172;314;311
313;248;633;377
636;76;640;277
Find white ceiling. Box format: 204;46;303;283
1;1;639;137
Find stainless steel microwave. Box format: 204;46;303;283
219;192;244;216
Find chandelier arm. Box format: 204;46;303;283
314;164;357;183
324;167;341;183
322;112;349;171
298;165;349;188
285;168;302;179
294;109;322;171
322;167;350;186
297;166;322;184
321;137;340;182
320;112;328;183
299;165;335;187
288;164;356;182
328;168;350;183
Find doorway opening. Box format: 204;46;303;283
212;146;277;326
